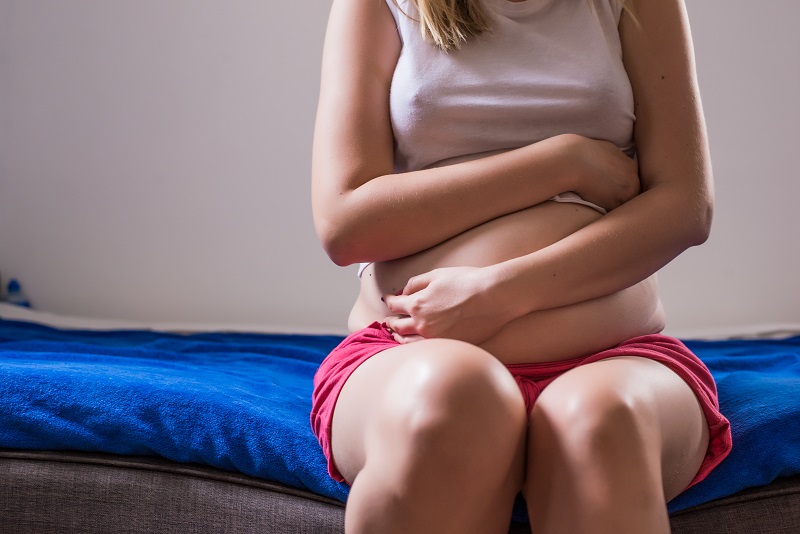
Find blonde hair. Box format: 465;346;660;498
393;0;638;52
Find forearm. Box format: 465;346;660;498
479;275;665;364
314;136;578;266
488;0;718;318
491;182;712;318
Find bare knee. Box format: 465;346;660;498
374;340;526;458
352;340;526;490
394;341;523;417
528;387;661;490
531;382;660;464
344;341;528;533
524;379;665;516
523;362;683;534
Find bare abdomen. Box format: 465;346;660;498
349;201;665;364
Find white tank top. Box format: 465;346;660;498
384;0;635;173
358;0;634;276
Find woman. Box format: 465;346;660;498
310;0;732;532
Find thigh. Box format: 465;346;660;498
531;355;710;501
331;338;525;485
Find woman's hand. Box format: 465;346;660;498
556;134;641;212
382;266;514;345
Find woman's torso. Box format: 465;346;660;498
349;0;664;364
350;201;665;364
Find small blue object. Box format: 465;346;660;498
6;278;31;308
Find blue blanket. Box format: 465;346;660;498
0;318;798;514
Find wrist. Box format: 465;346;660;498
483;262;534;323
547;133;583;194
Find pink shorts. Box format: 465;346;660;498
310;322;732;492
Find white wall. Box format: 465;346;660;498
0;1;798;337
658;0;800;336
0;0;358;333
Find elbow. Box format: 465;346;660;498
694;215;712;246
314;183;388;266
313;187;361;266
689;195;714;246
325;244;358;268
315;216;361;267
660;180;714;247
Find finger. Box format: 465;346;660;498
385;271;436;311
384;315;419;336
392;332;425;344
402;272;433;296
383;294;411;315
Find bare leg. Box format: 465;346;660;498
524;356;710;534
331;339;528;534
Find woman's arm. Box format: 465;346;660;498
495;0;713;312
312;0;638;267
384;0;712;342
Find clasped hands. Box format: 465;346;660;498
383;265;515;346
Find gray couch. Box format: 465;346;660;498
2;449;798;533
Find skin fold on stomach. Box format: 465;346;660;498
349;201;666;365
